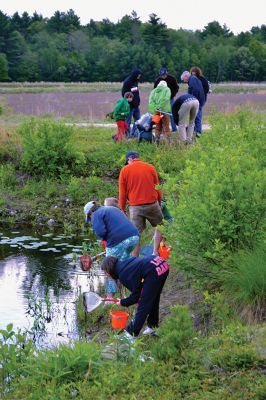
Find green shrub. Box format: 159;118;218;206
222;245;266;322
165;111;265;269
22;178;58;198
19;119;85;177
67;175;118;205
151;305;194;361
0;162;17;189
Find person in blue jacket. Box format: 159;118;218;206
84;201;139;297
180;70;205;139
101;254;169;337
121;68;142;137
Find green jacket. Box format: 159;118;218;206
148;85;171;114
113;98;130;121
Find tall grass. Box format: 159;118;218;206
223;245;266;322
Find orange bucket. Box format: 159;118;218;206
158;245;171;260
110;310;129;329
152;114;163;124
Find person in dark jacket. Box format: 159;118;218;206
190;66;211;102
180;70;205;140
172;94;199;144
101;255;169;337
154;67;179;132
121;68;142;137
84;201;139;296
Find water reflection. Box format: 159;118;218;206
0;229;104;347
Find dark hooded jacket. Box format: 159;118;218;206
154;74;179;99
121;68;142;109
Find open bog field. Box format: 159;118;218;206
0;82;265;121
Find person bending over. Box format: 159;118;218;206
101;255;169;337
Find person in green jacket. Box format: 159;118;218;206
148;80;171;144
112;92;134;143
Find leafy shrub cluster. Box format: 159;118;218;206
19;119;85;177
166;110;265;264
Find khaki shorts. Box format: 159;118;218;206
129;202;163;233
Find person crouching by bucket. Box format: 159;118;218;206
100;255;169;338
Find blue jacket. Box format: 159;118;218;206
122;68;142;109
91;206;139;247
188;75;205;106
114;256;169;306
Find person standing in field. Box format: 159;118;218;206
121;68;142;137
154;67;179;132
119;151;163;257
190;66;211;103
180;70;205;140
112;92;134;143
148;80;171;144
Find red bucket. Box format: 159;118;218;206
110;310;129;329
158;245;171;260
80;254;92;271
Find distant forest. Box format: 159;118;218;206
0;9;265;82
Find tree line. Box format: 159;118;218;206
0;9;265;83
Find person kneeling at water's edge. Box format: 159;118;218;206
101;255;169;338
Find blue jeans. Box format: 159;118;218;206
126;107;141;137
105;235;139;294
170;98;177;132
195;105;203;134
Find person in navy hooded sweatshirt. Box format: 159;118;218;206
121;68;142;137
101;254;169;338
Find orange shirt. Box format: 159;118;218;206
119;159;162;211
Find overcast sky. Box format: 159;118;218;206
1;0;265;34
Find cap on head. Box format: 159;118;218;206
125;151;139;165
84;201;95;222
159;67;168;76
180;71;190;81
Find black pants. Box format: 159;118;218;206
126;268;169;336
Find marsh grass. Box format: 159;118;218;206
223;245;266;322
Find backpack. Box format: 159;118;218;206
136;112;154;143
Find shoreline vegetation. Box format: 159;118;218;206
0;91;265;399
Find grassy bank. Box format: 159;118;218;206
0;109;265;399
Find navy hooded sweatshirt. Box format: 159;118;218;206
113;255;169;307
122;68;142;109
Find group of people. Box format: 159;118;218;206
112;66;210;145
83;151;169;338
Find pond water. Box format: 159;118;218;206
0;229;105;347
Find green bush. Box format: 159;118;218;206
151;305;194;361
67;175;118;204
0;162;17;189
22;178;58;198
19;119;86;177
165;111;265;268
222;245;266;322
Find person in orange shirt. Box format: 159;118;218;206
119;151;163;256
